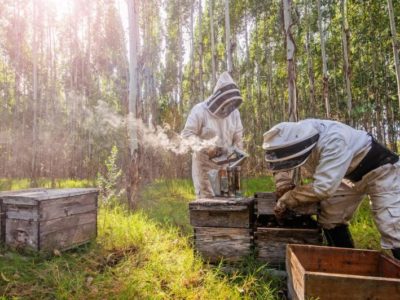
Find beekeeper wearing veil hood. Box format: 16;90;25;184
182;72;244;199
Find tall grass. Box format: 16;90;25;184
0;178;282;299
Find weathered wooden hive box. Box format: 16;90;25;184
0;188;47;244
1;188;98;251
189;197;254;263
254;192;322;267
286;244;400;300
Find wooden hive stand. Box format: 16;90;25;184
189;197;254;263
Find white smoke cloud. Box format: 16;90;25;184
88;100;217;155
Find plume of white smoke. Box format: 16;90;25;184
87;100;218;155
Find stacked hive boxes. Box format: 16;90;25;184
254;192;323;266
189;197;254;263
190;192;323;265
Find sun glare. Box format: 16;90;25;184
43;0;72;17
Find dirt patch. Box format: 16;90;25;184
96;246;138;273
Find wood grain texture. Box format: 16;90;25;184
255;227;322;266
40;211;96;235
189;197;253;211
286;244;400;300
5;218;39;250
2;188;99;205
39;194;97;220
41;222;96;251
254;192;319;216
2;188;98;251
194;227;252;263
189;197;254;228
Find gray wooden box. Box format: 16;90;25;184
189;197;254;228
1;188;98;251
254;192;322;266
189;197;254;262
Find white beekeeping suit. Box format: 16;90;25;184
263;119;400;259
182;72;244;198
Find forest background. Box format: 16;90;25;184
0;0;399;207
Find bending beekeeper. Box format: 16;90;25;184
262;119;400;260
181;72;244;199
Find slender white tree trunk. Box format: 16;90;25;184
225;0;232;73
387;0;400;109
31;0;38;186
190;1;195;106
317;0;330;118
306;0;316;117
198;0;204;99
341;0;352;122
282;0;297;122
209;0;216;86
127;0;140;208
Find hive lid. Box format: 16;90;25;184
1;188;99;205
189;197;253;211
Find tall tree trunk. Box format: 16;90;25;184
31;0;38;187
317;0;330;118
225;0;232;73
209;0;216;86
190;1;195;106
387;0;400;109
282;0;297;122
127;0;140;209
305;0;316;117
198;0;204;99
178;0;184;113
341;0;352;123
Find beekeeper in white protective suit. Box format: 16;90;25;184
181;72;244;199
262;119;400;260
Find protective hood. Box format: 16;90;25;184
206;72;243;118
262;122;319;171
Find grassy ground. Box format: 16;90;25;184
0;177;382;299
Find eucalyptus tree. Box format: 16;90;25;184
387;0;400;108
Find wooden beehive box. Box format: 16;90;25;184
189;197;254;263
0;188;47;245
1;188;98;251
287;244;400;300
254;192;322;267
254;192;318;216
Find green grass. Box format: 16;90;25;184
0;177;383;299
0;178;94;191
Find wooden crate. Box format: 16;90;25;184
286;244;400;300
189;197;254;228
189;197;254;262
194;227;253;263
0;188;47;245
255;226;322;266
254;192;318;216
2;188;98;251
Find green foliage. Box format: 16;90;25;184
350;198;381;250
96;145;125;208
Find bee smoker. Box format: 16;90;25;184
210;149;248;198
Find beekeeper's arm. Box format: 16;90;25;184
181;106;222;158
277;134;353;209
